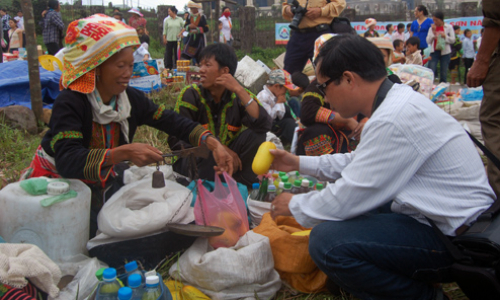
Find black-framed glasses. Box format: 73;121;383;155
316;78;334;96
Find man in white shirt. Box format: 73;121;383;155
269;35;495;299
257;69;298;145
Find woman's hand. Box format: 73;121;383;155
112;143;163;167
269;149;299;173
348;120;364;140
270;192;293;219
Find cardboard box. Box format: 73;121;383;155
3;53;18;62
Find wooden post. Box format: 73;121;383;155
239;5;255;53
20;0;43;127
215;0;220;44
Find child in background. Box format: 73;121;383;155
136;26;149;45
405;37;423;65
462;29;475;85
218;20;226;43
257;69;298;145
384;24;394;40
392;23;406;43
392;39;406;64
449;25;462;84
405;23;411;41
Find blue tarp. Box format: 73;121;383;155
0;60;62;109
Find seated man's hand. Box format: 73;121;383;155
269;149;300;172
276;94;287;104
205;136;234;175
214;73;242;93
222;145;241;173
271;192;293;220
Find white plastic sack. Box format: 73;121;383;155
247;196;271;228
169;231;281;300
97;171;193;238
266;132;284;150
49;255;106;300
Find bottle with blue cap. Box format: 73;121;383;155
118;287;133;300
97;268;121;300
141;275;162;300
249;183;260;199
128;274;144;300
125;261;144;285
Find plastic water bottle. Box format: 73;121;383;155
118;287;133;300
265;185;276;202
283;182;292;194
281;175;289;184
316;183;324;192
256;178;268;201
141;276;162;300
300;179;310;193
277;181;285;195
249;183;260;199
291;180;302;194
98;268;121;300
125;261;144;284
128;274;144;300
95;267;105;281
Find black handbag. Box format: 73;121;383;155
428;131;500;300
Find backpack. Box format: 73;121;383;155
330;17;356;35
423;132;500;300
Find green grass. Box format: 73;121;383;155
0;122;41;183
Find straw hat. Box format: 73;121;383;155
365;18;377;28
187;1;202;9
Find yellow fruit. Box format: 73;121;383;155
291;230;312;236
164;280;184;293
181;285;211;300
252;141;276;175
171;291;183;300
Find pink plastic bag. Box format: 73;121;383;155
194;172;249;248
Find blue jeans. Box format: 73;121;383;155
429;51;451;83
309;212;453;300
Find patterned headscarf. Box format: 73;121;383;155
313;33;336;62
60;14;140;93
367;37;394;67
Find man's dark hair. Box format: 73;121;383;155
0;8;7;12
386;24;392;31
453;25;460;31
406;36;420;47
416;5;429;16
199;43;238;76
433;11;444;21
315;35;386;84
406;23;411;29
464;29;471;35
169;6;178;14
113;7;121;12
393;39;404;48
113;12;123;18
48;0;59;9
291;72;310;90
397;23;404;30
222;6;230;12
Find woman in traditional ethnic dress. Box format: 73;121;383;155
180;1;209;64
20;14;232;238
297;34;365;156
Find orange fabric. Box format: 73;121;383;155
253;213;328;293
62;69;96;93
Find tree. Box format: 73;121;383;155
108;1;112;8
